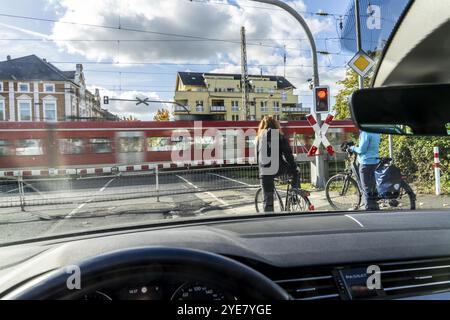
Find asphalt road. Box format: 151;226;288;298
0;167;449;245
0;167;262;244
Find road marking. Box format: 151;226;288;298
208;173;257;187
176;175;199;190
99;177;116;192
42;177;117;236
176;175;231;208
345;214;365;228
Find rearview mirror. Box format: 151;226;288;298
350;84;450;136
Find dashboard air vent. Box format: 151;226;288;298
274;272;339;300
380;258;450;297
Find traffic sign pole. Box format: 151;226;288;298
353;0;394;160
354;0;364;90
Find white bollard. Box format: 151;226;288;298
434;147;441;196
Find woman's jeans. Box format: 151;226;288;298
261;168;300;213
359;164;379;210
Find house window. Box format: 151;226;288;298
232;115;239;121
44;83;55;93
18;83;30;92
43;101;57;121
18;100;32;121
273;101;280;113
0;82;3;92
227;88;234;92
0;100;4;121
231;101;239;112
195;100;204;112
260;101;268;112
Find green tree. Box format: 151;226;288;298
153;108;171;121
334;69;372;120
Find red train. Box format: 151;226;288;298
0;120;357;171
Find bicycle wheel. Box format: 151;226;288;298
286;192;313;212
378;181;416;210
325;174;361;211
255;188;284;213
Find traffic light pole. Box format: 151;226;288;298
250;0;326;188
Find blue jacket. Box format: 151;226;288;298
350;131;381;165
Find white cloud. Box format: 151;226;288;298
49;0;333;67
3;0;347;118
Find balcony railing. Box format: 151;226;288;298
210;105;226;112
282;107;311;113
174;105;190;113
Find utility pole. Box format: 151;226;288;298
241;26;251;120
250;0;324;188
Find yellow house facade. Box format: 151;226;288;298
173;72;310;121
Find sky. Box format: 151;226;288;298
0;0;356;120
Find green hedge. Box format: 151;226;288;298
379;135;450;194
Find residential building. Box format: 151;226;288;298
173;72;310;121
0;55;115;122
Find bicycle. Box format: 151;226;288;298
255;175;314;213
325;143;416;211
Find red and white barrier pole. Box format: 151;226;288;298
434;147;441;196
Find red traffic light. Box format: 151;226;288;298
314;86;330;113
317;89;328;100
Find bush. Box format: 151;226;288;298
379;135;450;194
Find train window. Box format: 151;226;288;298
147;137;172;151
15;139;43;156
327;129;348;150
194;136;215;149
118;137;143;153
147;137;191;151
246;136;256;148
173;136;192;151
292;133;313;151
0;140;12;156
59;138;84;154
89;138;112;153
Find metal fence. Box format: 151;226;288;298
0;163;317;210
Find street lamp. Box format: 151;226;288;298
250;0;326;188
250;0;320;87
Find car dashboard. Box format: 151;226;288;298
2;210;450;300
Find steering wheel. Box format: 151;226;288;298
3;247;289;300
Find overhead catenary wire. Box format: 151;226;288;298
50;60;348;68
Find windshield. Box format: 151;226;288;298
0;0;435;245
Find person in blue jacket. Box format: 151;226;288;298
349;131;381;210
